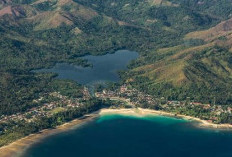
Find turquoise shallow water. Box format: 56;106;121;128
23;114;232;157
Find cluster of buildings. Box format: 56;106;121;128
95;84;157;107
96;84;232;123
1;84;232;128
0;89;91;126
166;100;232;114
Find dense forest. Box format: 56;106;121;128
1;0;232;117
1;0;232;148
0;98;114;147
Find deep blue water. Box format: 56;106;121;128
35;50;138;86
23;115;232;157
31;50;232;156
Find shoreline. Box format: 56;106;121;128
1;108;232;157
100;108;232;130
0;112;99;157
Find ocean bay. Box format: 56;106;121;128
23;114;232;157
28;50;232;157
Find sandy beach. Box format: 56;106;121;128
0;112;99;157
1;108;232;157
100;108;232;129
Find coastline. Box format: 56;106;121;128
0;112;99;157
100;108;232;130
1;108;232;157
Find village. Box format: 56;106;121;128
1;84;232;131
95;84;232;124
0;87;91;127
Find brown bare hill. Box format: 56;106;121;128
29;0;98;30
132;42;215;86
126;16;232;103
27;11;73;30
185;18;232;42
0;0;99;30
127;38;232;104
148;0;177;6
0;5;37;18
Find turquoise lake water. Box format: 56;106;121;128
23;115;232;157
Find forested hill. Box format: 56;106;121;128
1;0;232;115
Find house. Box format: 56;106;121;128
203;104;211;109
120;85;127;93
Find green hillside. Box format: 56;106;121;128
123;17;232;105
1;0;232;116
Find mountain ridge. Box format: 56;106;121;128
1;0;232;116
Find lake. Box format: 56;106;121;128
30;50;232;157
22;114;232;157
35;50;139;86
